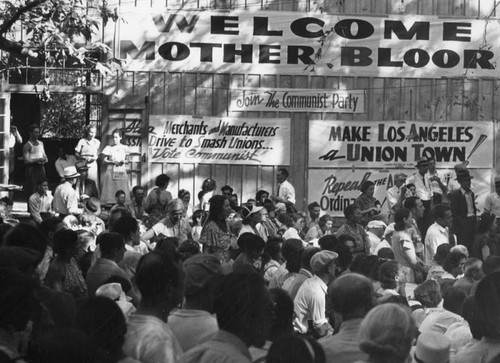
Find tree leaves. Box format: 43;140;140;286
0;0;119;75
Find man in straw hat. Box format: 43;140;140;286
53;166;83;219
294;250;338;338
448;169;477;250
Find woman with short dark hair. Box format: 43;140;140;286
144;174;173;228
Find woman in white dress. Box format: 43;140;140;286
100;129;130;204
75;124;100;190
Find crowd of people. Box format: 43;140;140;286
2;124;500;362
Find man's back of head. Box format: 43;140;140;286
213;271;273;348
330;273;374;320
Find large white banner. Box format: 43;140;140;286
229;88;365;113
147;115;291;165
309;120;494;168
308;168;492;217
107;10;500;77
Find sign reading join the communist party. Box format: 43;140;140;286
308;168;492;216
109;10;500;77
147;115;291;165
309;120;494;169
229;88;365;113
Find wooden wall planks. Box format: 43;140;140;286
103;0;500;210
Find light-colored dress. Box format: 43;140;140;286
75;137;100;188
101;143;130;204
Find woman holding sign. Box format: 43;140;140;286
100;129;130;204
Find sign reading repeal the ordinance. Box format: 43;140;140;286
309;120;494;168
108;10;500;77
147;115;291;165
308;168;492;216
229;88;365;113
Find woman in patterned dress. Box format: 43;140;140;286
199;195;236;264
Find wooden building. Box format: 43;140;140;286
2;0;500;213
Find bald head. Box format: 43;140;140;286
329;273;374;320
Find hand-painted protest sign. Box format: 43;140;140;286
308;168;492;217
107;10;500;78
229;88;365;113
309;120;494;168
147;115;291;165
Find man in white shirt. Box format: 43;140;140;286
273;167;296;210
427;157;448;205
28;179;54;224
385;172;408;222
407;157;433;239
484;176;500;218
425;204;454;266
294;250;338;338
53;166;83;219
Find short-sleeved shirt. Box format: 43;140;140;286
484;192;500;218
424;222;451;266
151;217;191;243
278;180;296;205
293;275;328;334
123;314;183;363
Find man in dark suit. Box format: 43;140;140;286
76;161;99;202
448;169;477;251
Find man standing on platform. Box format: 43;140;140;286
448;169;477;251
406;157;433;240
385;172;408;222
273;167;296;212
23;124;48;198
427;157;448;205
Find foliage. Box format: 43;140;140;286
40;93;86;138
0;0;120;77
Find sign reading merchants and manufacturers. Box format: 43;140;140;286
308;168;492;216
229;88;365;113
109;10;500;77
309;120;494;168
147;115;291;165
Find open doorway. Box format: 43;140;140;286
10;93;102;203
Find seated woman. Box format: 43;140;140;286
304;214;333;244
141;199;191;245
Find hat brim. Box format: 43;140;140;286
64;172;80;179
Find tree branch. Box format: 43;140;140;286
0;36;31;59
0;0;49;34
